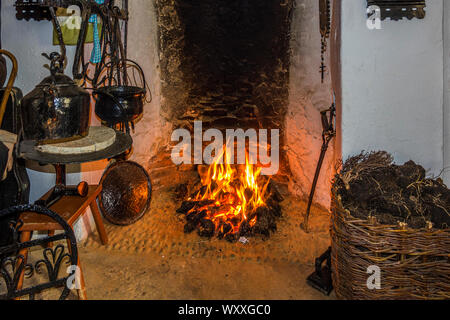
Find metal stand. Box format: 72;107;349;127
306;247;333;296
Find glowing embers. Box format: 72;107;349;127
176;148;283;242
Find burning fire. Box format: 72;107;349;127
187;148;271;237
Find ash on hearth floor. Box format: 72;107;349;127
82;188;330;265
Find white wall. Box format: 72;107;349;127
444;2;450;183
341;0;445;178
79;0;163;187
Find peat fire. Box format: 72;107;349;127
176;148;283;242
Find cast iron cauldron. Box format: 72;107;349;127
21;54;90;143
93;58;147;127
93;85;145;124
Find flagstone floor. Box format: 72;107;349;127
77;246;336;300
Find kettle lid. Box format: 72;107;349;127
37;73;77;88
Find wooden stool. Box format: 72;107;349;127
18;185;108;300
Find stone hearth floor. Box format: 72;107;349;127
74;187;333;299
77;246;336;300
82;187;331;265
22;245;336;300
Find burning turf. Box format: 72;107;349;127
176;152;283;242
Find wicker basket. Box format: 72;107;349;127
331;191;450;300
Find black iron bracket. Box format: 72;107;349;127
306;247;333;296
367;0;426;21
15;1;127;22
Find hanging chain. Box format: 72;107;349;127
319;0;331;83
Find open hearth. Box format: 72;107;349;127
146;0;337;215
83;186;331;265
134;0;338;246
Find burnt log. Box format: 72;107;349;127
184;221;198;234
176;201;196;214
196;200;216;207
174;183;188;200
238;220;251;237
218;222;233;239
197;219;215;238
267;198;282;217
244;188;253;201
225;233;237;243
176;199;216;215
252;206;277;237
230;216;241;227
186;210;207;224
268;181;285;202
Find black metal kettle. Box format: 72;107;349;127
21;52;91;143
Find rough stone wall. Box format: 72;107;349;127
286;0;336;209
155;0;293;134
155;0;187;122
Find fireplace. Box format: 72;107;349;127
176;149;283;242
81;0;337;263
149;0;294;187
147;0;336;202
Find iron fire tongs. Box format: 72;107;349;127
301;98;336;233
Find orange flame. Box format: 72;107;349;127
189;147;270;236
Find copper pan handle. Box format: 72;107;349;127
0;49;18;128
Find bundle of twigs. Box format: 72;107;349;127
333;151;450;229
331;151;450;300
